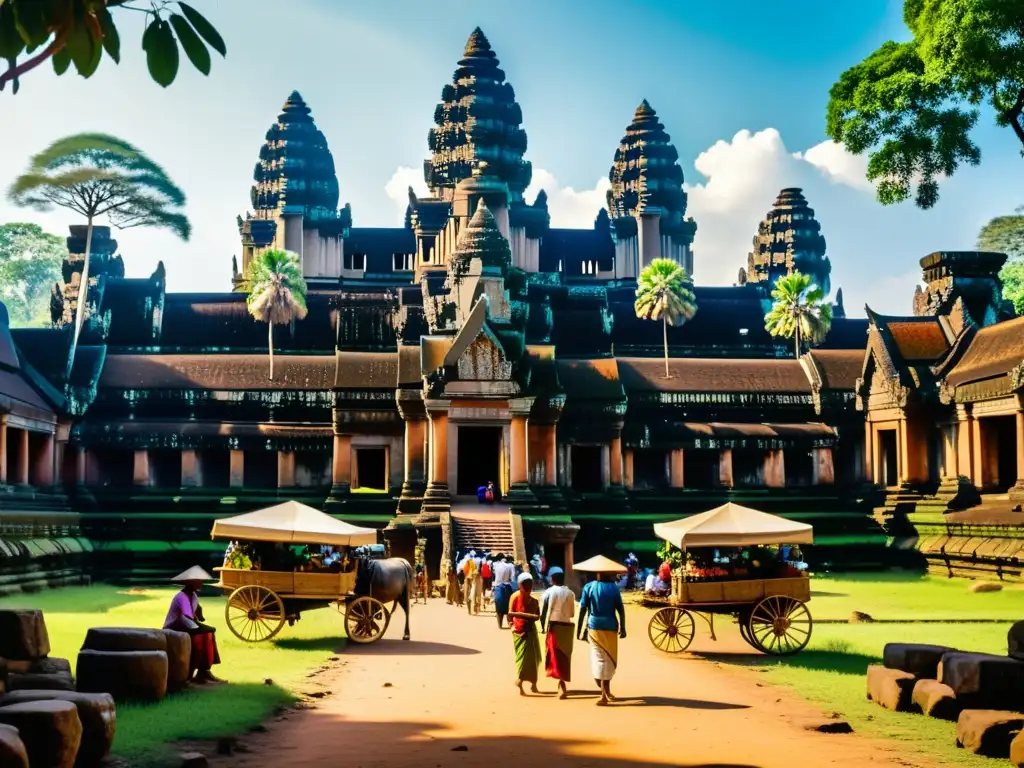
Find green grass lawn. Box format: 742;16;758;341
722;573;1022;768
0;586;347;766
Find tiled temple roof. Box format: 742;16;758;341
98;352;397;391
944;315;1024;389
885;319;950;362
805;349;863;390
617;358;813;393
554;359;623;400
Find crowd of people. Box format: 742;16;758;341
443;548;627;706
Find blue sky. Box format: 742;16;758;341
1;0;1021;315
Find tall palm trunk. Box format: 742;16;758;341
794;313;802;360
68;214;94;377
268;321;275;380
663;314;670;379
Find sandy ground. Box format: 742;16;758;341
214;597;929;768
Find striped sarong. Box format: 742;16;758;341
545;621;573;682
589;629;618;681
513;628;541;684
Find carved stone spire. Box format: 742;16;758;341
425;29;531;201
451;200;512;275
746;188;831;294
250;91;339;221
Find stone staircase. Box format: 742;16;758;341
449;506;526;563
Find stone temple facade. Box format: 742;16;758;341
1;28;1023;589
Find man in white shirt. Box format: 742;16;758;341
491;553;516;628
540;566;576;699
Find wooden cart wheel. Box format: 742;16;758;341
747;596;812;656
225;585;286;643
345;596;390;644
647;607;695;653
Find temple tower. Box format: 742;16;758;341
744;188;830;295
607;100;696;279
424;28;532;203
913;251;1014;330
239;91;351;286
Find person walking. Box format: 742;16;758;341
540;566;575;699
509;571;541;695
492;553;515;628
464;551;483;615
575;556;627;706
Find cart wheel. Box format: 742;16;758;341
647;607;695;654
737;612;758;650
345;596;390;644
225;585;286;643
747;596;812;656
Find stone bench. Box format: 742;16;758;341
76;649;168;703
0;610;50;661
0;723;28;768
0;690;115;766
0;699;82;768
866;664;916;712
956;710;1024;758
939;652;1024;711
79;625;190;695
6;656;75;692
911;679;960;721
883;642;959;679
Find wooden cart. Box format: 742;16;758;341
647;503;815;656
210;501;388;645
645;573;812;656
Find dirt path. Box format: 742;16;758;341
215;598;925;768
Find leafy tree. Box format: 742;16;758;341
8;132;191;364
245;249;308;381
0;0;225;95
634;258;697;378
0;222;65;326
1001;261;1024;315
826;0;1023;209
978;205;1024;260
764;271;833;360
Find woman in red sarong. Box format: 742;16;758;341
163;566;225;684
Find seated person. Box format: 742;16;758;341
163;566;225;684
644;571;671;596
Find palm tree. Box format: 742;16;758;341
8;133;190;371
764;271;833;359
635;258;697;378
245;249;308;380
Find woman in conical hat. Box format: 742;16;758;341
163;565;225;684
574;555;627;706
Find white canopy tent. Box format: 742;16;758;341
211;500;378;547
653;503;813;549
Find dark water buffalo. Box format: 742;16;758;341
355;557;414;640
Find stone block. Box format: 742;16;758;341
81;627;167;653
162;629;191;691
939;652;1024;710
968;581;1002;593
0;610;50;661
1010;729;1024;767
0;690;115;767
866;664;916;711
8;670;75;692
955;710;1024;758
911;679;960;721
0;699;82;768
883;642;958;679
76;649;168;702
0;723;29;768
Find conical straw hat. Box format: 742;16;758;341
171;565;214;584
573;554;627;573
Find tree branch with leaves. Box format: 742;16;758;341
826;0;1023;209
0;0;225;95
634;258;697;378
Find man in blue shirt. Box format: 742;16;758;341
576;573;626;706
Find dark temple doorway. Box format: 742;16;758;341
457;426;502;496
879;430;899;487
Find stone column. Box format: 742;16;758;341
422;408;450;513
181;450;202;488
509;415;528;486
401;419;426;498
75;448;87;486
897;417;909;484
277;450;296;488
971;417;984;489
600;445;611;489
956;407;974;485
564;540;577;595
609;435;623;486
132;449;150;487
718;448;734;488
332;434;352;495
0;418;7;485
669;449;684;488
556;443;568;487
764;449;786;488
37;435;55;487
811;447;835;485
14;429;28;485
623;449;634;489
544;425;557;486
229;449;245;488
1013;405;1024;498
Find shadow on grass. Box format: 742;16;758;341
810;590;849;598
698;649;878;676
272;636;345;653
345;639;481;656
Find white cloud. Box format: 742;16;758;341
384;167;429;215
524;169;610;229
797;140;873;191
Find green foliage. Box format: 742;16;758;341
977;205;1024;259
826;0;1024;208
656;540;683;567
0;222;64;326
764;271;832;358
0;1;225;95
635;258;697;377
245;249;308;380
1000;260;1024;315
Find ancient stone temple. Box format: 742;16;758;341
2;27;1023;587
